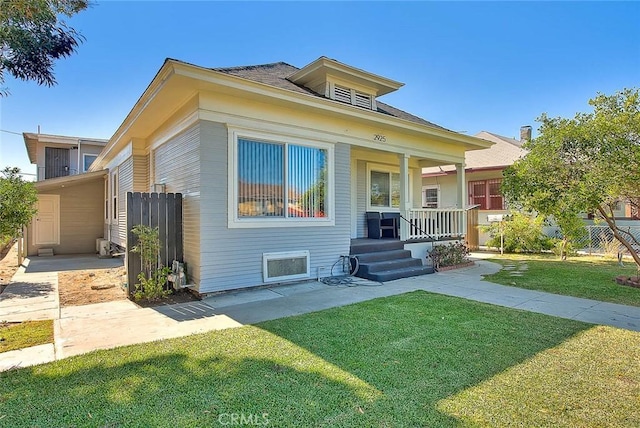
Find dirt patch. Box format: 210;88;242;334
0;240;20;293
135;289;201;307
58;267;128;307
58;265;199;307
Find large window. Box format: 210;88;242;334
235;136;329;223
469;178;504;210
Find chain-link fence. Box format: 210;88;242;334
544;225;640;256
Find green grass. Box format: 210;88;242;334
0;320;54;353
482;253;640;306
0;292;637;427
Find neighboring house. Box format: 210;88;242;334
26;56;492;293
422;128;529;245
23;133;107;181
422;127;638;246
22;133;108;256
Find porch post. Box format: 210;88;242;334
399;153;410;241
456;162;466;208
456;162;467;235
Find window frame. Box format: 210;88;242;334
422;185;440;209
104;176;109;222
83;154;98;172
111;170;118;222
228;128;335;229
468;178;504;210
366;163;412;211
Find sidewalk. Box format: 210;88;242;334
2;255;639;372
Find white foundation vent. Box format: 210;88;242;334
263;251;310;283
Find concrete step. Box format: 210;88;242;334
358;258;423;275
355;249;413;263
350;240;404;255
357;265;435;282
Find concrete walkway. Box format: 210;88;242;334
2;254;640;372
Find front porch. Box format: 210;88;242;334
362;208;472;241
351;204;478;281
351;145;474;244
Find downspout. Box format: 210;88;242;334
77;139;81;175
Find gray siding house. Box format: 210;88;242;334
84;56;490;294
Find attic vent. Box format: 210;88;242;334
355;92;372;109
334;85;352;104
263;251;310;283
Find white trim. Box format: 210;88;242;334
149;110;199;151
262;250;311;283
366;162;413;211
104;176;109;222
227;127;335;229
111;168;119;223
104;142;132;172
199;108;466;165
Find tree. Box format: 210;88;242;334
0;0;88;95
502;88;640;265
0;167;38;239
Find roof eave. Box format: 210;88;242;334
94;59;492;169
35;169;108;191
173;62;491;149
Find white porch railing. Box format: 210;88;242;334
403;208;467;241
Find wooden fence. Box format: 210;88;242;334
126;192;183;295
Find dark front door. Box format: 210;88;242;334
45;147;70;179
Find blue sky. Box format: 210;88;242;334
1;1;638;176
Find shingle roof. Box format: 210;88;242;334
467;131;527;169
422;130;528;175
212;61;449;130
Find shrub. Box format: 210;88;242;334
130;224;171;301
429;242;470;270
551;239;579;258
480;212;553;253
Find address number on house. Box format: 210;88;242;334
374;134;386;142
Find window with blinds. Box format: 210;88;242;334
237;138;328;219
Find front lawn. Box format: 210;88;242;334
0;320;53;353
482;254;640;306
0;292;637;427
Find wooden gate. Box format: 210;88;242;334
126;192;183;295
466;205;480;250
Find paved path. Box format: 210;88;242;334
2;254;640;372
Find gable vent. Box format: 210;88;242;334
263;251;310;283
355;92;372;109
334;85;352;104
